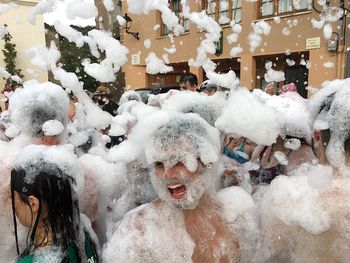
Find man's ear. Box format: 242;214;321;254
27;195;40;214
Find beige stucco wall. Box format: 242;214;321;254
121;0;347;92
0;0;47;110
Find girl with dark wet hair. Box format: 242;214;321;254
10;164;98;262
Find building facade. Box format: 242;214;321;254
0;0;47;110
121;0;350;97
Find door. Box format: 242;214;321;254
285;66;309;98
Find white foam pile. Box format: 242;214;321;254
108;111;220;172
161;91;226;126
27;42;112;130
145;52;173;74
248;20;271;53
65;0;98;20
264;61;285;83
14;144;84;193
309;79;350;168
2;1;350;262
8;82;69;138
126;0;184;36
216;87;280;145
28;0;57;25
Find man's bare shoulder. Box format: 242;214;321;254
103;199;194;263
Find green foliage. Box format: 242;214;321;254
59;25;99;93
2;30;23;87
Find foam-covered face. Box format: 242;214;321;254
151;160;213;209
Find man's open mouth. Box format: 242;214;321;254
167;183;186;200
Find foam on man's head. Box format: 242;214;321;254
145;113;220;172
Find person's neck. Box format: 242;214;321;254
34;223;52;248
183;191;220;216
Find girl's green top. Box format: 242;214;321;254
17;235;97;263
16;244;79;263
16;229;98;263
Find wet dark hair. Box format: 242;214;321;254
10;166;81;261
179;73;198;87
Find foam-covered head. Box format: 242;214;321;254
146;112;220;209
118;90;142;106
11;144;84;254
13;144;84;195
145;112;221;172
309;79;350;168
9;82;69;138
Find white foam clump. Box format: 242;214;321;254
145;52;173;74
5;124;20;138
282;27;291;36
126;0;184;36
42;119;65;136
227;33;239;44
286;58;295;66
284;138;301;150
248;21;271;53
264;91;312;141
307;78;344;124
144;39;151;49
103;0;115;12
185;9;222;72
14;144;84;196
216;87;280;145
273;16;281;24
54;22;85;48
323;61;334;68
161;92;226;126
26;42;61;72
0;66;11;79
103;202;195;263
147;89;180;107
230;46;243;57
8;82;69;137
260;174;331;235
264;61;285;82
217;186;255;222
65;0;98;20
118;90;142;106
116;15;126;26
311;17;325;29
83;30;129;82
109;111;220;173
273;151;288;165
289;163;333;190
219;16;230;25
0;24;8;38
323;23;332;39
310;79;350;168
11;75;22;84
28;0;56;25
206;70;240;90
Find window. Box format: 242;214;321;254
260;0;311;18
203;0;242;24
161;0;190;36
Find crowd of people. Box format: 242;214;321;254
0;74;350;262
